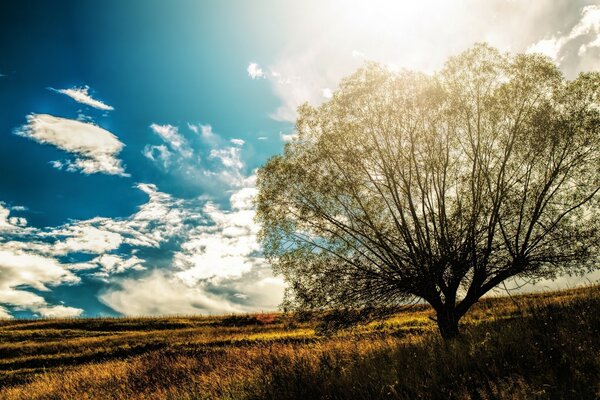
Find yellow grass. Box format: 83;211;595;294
0;285;598;399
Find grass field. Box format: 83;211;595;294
0;286;598;399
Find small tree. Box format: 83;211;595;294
256;44;600;339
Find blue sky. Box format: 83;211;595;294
1;0;599;318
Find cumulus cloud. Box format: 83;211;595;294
16;114;127;176
100;266;285;316
0;183;205;318
0;203;27;231
100;185;285;316
51;86;114;111
0;163;283;319
174;197;261;283
99;270;244;315
247;62;265;79
0;249;82;318
51;225;123;255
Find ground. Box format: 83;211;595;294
0;286;598;399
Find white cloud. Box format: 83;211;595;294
92;254;145;276
209;147;243;170
187;123;199;134
149;123;192;158
36;305;84;318
145;122;253;192
99;270;244;315
0;180;284;318
49;160;64;170
100;185;285;316
142;144;172;168
200;124;216;140
52;86;114;111
527;5;600;77
51;225;123;255
0;204;24;231
264;0;599;121
174;198;261;283
322;88;333;99
16;114;128;176
247;62;265;79
0;249;82;318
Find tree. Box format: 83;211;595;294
256;44;600;339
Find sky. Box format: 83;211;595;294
1;0;599;318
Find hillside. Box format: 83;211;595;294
0;286;598;399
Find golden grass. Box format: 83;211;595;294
0;285;598;399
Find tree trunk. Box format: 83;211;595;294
436;308;460;340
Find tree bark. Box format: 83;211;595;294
436;307;460;340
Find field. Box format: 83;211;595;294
0;286;598;400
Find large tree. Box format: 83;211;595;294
256;44;600;339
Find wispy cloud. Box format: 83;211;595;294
149;124;192;157
144;122;254;195
15;114;128;176
51;86;114;111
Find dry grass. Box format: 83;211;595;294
0;286;598;399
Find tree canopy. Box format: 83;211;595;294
256;44;600;339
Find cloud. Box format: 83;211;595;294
51;225;123;255
174;197;261;283
100;185;285;316
527;5;600;78
99;270;244;315
142;144;172;168
0;249;82;318
36;305;83;318
144;122;253;195
148;123;192;158
16;114;128;176
0;203;27;231
0;176;285;318
92;254;145;277
263;0;597;121
247;62;265;79
51;86;114;111
209;147;243;170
